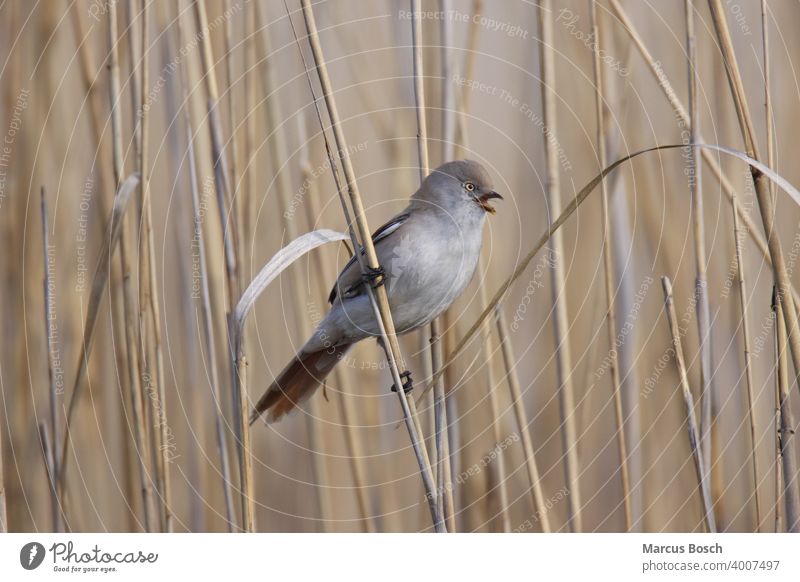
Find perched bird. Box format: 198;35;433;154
251;160;502;423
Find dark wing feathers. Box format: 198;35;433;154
327;212;410;304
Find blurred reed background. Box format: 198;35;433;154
1;0;799;533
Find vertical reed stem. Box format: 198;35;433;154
37;423;60;531
441;0;510;532
775;294;800;531
185;120;237;529
761;0;775;533
299;0;441;531
0;398;5;531
661;277;717;532
133;0;172;532
108;0;156;532
426;0;457;532
707;0;800;400
732;170;762;532
685;0;714;504
496;307;550;531
191;0;252;531
537;0;581;532
40;187;64;531
252;3;339;530
608;0;794;303
300;151;374;532
589;0;631;531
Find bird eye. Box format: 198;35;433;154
464;182;476;192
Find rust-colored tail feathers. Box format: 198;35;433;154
249;343;352;424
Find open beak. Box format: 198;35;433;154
477;191;503;214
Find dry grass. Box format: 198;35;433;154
1;0;799;533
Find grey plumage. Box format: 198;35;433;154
251;160;501;423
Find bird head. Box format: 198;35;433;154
414;159;503;215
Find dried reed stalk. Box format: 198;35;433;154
299;0;441;531
243;0;258;247
414;0;457;531
537;0;581;532
287;8;376;533
189;0;253;531
439;0;456;155
475;287;510;534
430;319;456;531
453;1;529;532
125;0;151;527
40;187;64;531
732;176;761;532
0;404;5;531
708;0;800;412
67;9;135;520
768;264;780;533
590;0;631;531
108;0;156;532
761;0;776;207
684;0;714;500
184;117;237;528
775;294;800;531
300;155;373;533
756;0;774;533
440;318;459;530
453;0;482;159
411;0;430;177
233;342;255;531
661;277;716;532
224;0;242;248
59;172;140;502
495;308;550;532
131;0;171;532
608;0;800;311
252;2;335;530
126;2;155;512
67;3;113;223
428;143;793;394
414;5;437;479
37;422;59;531
193;0;240;301
443;0;512;532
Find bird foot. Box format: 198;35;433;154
391;370;413;394
361;264;386;289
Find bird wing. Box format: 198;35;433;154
328;212;410;304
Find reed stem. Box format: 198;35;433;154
108;0;156;532
589;0;631;531
191;0;252;531
537;0;581;531
299;0;441;531
684;0;715;506
495;307;550;532
775;294;800;531
40;187;64;531
661;277;716;532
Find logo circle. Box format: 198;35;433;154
20;542;46;570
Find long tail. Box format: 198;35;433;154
249;343;352;424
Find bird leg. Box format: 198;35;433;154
361;264;386;289
390;370;413;393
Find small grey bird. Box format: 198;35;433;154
251;160;502;423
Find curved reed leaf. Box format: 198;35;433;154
232;229;349;339
420;143;800;399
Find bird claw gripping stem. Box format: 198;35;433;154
391;370;413;394
361;264;386;289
